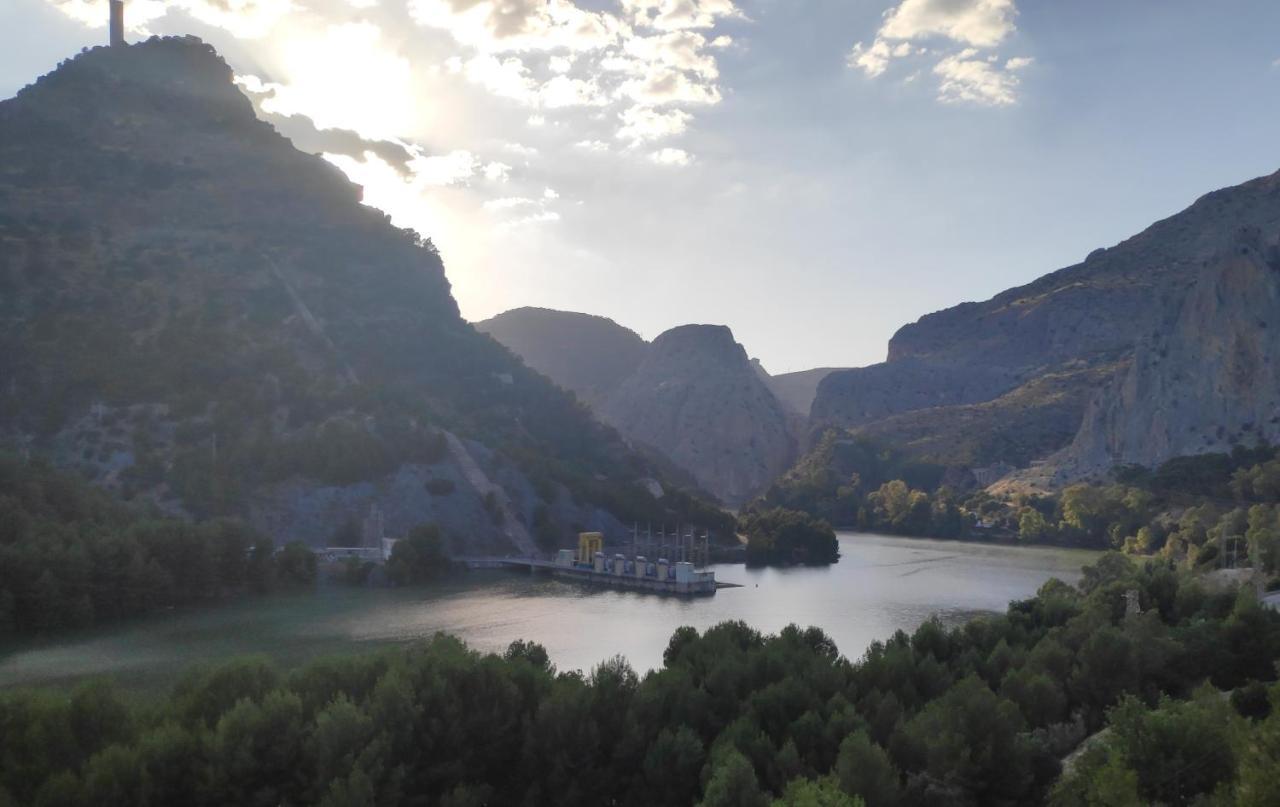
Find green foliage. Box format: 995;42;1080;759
834;731;901;807
386;524;449;585
275;541;317;585
739;508;839;566
0;455;302;637
1053;686;1251;806
760;434;946;527
774;777;864;807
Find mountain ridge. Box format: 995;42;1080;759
803;165;1280;493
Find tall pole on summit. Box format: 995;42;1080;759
109;1;125;47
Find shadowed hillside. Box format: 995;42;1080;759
0;37;730;550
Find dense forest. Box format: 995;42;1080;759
999;445;1280;579
2;552;1278;806
764;435;1280;576
0;455;316;637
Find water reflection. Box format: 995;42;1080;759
0;533;1098;689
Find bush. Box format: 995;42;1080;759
739;508;839;566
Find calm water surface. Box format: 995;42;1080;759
0;533;1098;689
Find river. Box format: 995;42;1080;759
0;533;1098;690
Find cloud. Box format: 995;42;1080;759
483;193;561;228
408;0;622;54
239;103;417;173
616;105;691;142
623;31;720;79
48;0;295;39
848;0;1030;106
408;149;481;186
484;196;539;211
879;0;1016;49
483;161;512;181
933;50;1029;106
622;0;741;32
242;21;415;140
648;147;692;166
847;39;892;77
574;139;610;151
413;0;737;139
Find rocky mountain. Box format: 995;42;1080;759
474;307;647;409
805;167;1280;490
0;37;730;553
600;325;795;506
475;309;796;505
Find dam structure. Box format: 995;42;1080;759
461;530;724;596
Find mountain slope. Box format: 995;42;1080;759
476;307;797;504
0;37;729;549
802;167;1280;489
600;325;795;505
474;307;647;408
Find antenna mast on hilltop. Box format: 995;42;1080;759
109;1;126;48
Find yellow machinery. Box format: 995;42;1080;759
577;532;603;565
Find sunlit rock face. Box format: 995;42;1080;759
1068;234;1280;472
0;37;719;550
804;168;1280;485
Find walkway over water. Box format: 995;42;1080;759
456;556;558;570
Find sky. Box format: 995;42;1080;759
3;1;1280;373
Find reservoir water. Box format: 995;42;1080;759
0;533;1099;690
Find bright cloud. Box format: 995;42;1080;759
848;0;1030;107
482;161;512;181
879;0;1016;49
408;0;622;54
933;51;1030;106
250;22;414;140
483;196;538;211
415;0;736;139
616;105;691;143
649;147;692;166
622;0;741;32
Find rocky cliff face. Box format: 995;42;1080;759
1067;231;1280;472
805;168;1280;485
479;308;798;504
0;37;727;549
474;308;647;408
601;325;795;506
